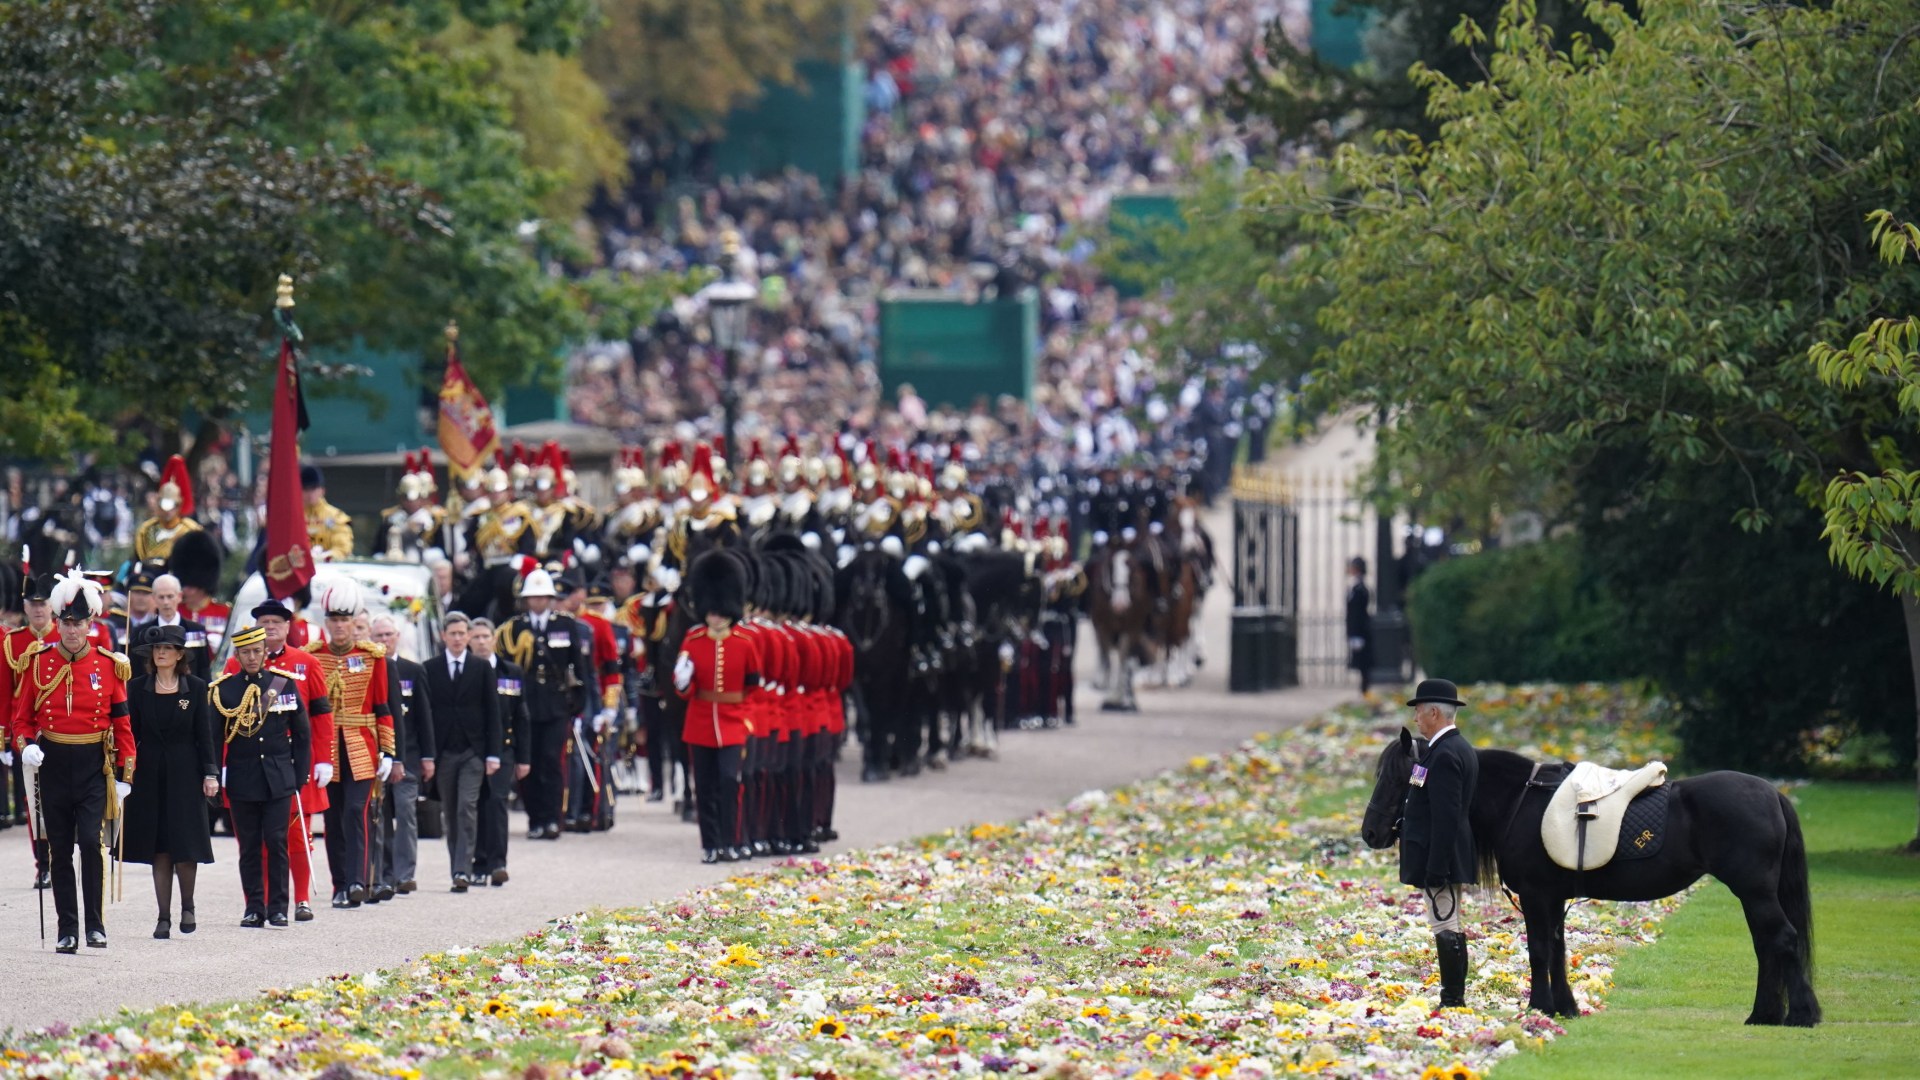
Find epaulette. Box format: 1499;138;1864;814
359;640;386;659
12;638;50;673
209;671;231;688
269;666;299;680
100;649;132;682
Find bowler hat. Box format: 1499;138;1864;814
251;599;296;622
1406;678;1465;708
134;623;187;656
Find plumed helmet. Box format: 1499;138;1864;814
49;567;106;623
519;568;558;599
165;528;224;595
320;579;363;616
688;549;746;623
157;454;195;516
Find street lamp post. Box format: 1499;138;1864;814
704;229;757;458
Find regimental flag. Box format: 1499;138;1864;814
438;324;500;481
264;336;314;600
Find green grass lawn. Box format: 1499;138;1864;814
1494;783;1920;1079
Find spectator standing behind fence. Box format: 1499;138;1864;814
1347;556;1374;697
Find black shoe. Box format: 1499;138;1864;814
179;908;196;934
732;845;755;861
268;912;289;927
646;790;665;803
545;823;564;839
347;883;367;905
526;827;545;841
702;849;723;864
1436;930;1470;1008
294;902;314;922
396;880;417;894
490;868;510;886
815;826;839;842
794;839;821;854
56;935;78;954
331;890;352;909
451;875;469;893
241;912;264;929
154;917;170;940
860;764;889;783
33;869;50;890
752;840;772;857
85;930;107;949
373;883;396;902
679;804;697;824
925;753;947;771
899;759;922;778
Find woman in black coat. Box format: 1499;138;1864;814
123;624;219;938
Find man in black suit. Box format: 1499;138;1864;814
370;614;435;897
1398;678;1479;1009
422;612;500;892
467;618;531;885
217;626;311;928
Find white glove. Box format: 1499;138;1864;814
378;755;393;778
313;762;334;787
0;750;11;767
21;744;44;769
652;565;682;593
673;652;694;692
115;781;132;803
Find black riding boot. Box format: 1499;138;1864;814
1435;930;1468;1008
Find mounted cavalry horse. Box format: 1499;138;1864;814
1362;723;1820;1026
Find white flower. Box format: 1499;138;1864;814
788;989;828;1019
730;996;769;1016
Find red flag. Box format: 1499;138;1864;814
438;334;500;481
264;338;314;600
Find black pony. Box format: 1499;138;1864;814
1362;729;1820;1026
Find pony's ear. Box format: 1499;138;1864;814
1398;727;1413;754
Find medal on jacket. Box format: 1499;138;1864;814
1410;764;1429;788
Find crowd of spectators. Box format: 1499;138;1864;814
568;0;1305;471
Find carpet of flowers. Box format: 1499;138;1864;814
2;683;1686;1080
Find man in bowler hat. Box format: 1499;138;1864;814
1399;678;1478;1008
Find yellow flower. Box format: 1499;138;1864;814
918;1012;944;1025
812;1016;848;1039
1447;1066;1481;1080
1082;1005;1113;1020
718;943;764;969
926;1027;960;1046
482;996;517;1018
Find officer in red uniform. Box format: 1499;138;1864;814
562;572;622;831
4;569;58;888
675;551;761;864
226;600;335;921
11;570;135;952
311;581;393;907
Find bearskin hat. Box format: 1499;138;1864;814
688;549;747;624
166;528;224;595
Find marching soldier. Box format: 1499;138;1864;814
302;464;355;561
620;556;679;807
133;455;204;564
604;447;664;566
675;551;760;864
564;574;623;832
311;581;394;907
4;567;57;888
214;625;311;928
380;451;452;564
494;568;595;840
10;569;135;953
474;455;534;565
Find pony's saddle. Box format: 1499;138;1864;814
1540;761;1669;872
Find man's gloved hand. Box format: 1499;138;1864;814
21;744;45;769
0;750;11;767
313;762;334;787
673;653;694;692
594;708;615;733
115;781;132;803
378;755;393;778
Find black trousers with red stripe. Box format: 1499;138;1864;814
323;776;375;892
688;744;744;852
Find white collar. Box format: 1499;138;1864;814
1427;724;1458;747
155;614;181;627
446;649;469;666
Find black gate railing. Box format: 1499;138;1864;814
1229;468;1298;692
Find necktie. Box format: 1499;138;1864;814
452;658;462;680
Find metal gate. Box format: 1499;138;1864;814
1230;465;1396;691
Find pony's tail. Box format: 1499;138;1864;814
1778;791;1820;1022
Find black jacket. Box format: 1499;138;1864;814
122;674;217;865
424;650;501;760
495;612;595;722
488;656;532;763
388;656;437;768
218;669;312;802
1399;730;1479;888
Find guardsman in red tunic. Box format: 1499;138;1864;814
4;569;59;889
311;581;393;908
227;599;335;921
11;570;134;952
675;552;761;864
563;572;623;831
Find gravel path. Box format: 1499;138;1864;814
0;504;1352;1033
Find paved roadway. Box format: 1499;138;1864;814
0;503;1349;1033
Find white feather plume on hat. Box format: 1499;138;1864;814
50;567;105;621
320;579;363;616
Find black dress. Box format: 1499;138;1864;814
122;674;217;865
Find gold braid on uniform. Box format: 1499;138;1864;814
215;681;266;742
